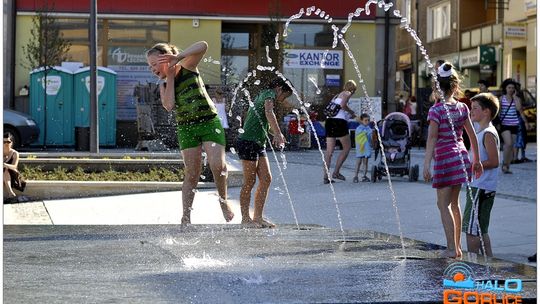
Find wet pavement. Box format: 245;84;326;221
3;225;537;303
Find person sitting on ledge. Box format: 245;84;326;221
3;133;24;204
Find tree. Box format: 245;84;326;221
21;1;71;147
21;1;71;70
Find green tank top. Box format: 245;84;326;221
239;89;276;146
173;68;217;125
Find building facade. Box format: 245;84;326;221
6;0;399;147
502;0;537;96
394;0;522;97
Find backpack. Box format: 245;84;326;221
323;95;341;118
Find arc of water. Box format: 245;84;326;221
308;76;321;94
282;8;305;37
265;46;272;63
273;70;346;240
241;88;300;229
339;36;406;257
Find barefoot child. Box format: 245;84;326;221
423;62;483;258
236;78;293;228
146;41;234;224
462;93;500;256
353;113;373;183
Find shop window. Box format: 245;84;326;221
283;24;334;48
281;24;344;108
222;33;250;50
221;24;256;86
427;1;451;41
54;18;169;121
399;0;412;27
108;20;168;44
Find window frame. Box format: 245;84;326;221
427;1;451;42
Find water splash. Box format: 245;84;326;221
182;252;229;269
265;46;272;63
282;8;305;37
308;76;321;94
273;70;345;239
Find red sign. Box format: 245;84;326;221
16;0;375;20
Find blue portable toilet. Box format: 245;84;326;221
73;67;117;146
29;66;74;145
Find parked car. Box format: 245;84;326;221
3;109;40;148
521;89;536;141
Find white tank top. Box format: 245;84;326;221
471;123;500;191
332;97;352;120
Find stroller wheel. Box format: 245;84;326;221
413;164;419;181
409;164;420;182
371;165;377;183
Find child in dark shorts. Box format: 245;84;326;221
236;78;293;228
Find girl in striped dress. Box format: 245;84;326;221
423;62;483;258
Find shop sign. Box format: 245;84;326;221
325;74;341;86
524;1;536;17
283;49;343;69
398;53;412;68
460;46;495;68
108;47;149;66
480;65;492;74
479;45;496;65
504;23;526;39
459;48;479;68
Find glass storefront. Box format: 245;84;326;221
282;24;344;109
56;18;169;120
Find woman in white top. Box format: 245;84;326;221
212;88;229;129
323;80;357;184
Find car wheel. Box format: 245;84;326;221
3;127;21;149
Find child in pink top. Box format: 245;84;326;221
423;62;483;259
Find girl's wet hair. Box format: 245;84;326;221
146;43;179;57
269;77;293;94
436;62;462;97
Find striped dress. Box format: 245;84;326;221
428;101;472;188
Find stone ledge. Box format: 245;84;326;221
20;175;243;200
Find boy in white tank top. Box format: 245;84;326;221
462;93;500;257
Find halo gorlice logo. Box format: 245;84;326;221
442;262;523;304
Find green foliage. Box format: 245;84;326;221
21;1;71;70
20;165;184;182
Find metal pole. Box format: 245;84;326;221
415;0;419;98
382;6;390;113
89;0;99;153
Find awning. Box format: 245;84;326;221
459;46;496;68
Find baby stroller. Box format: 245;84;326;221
371;112;419;182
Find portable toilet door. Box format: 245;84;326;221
74;67;117;146
29;66;74;146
